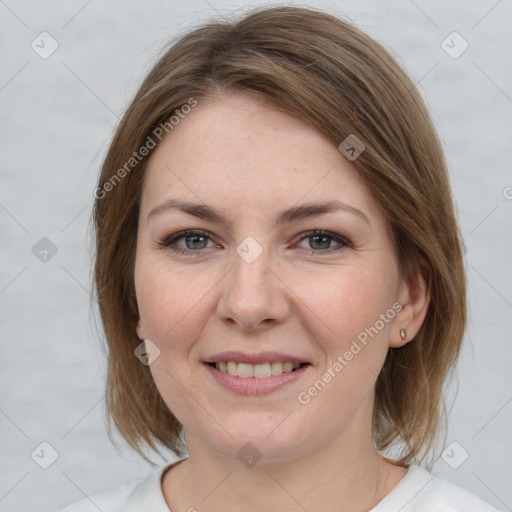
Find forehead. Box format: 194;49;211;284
141;94;381;224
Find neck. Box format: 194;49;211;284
162;423;406;512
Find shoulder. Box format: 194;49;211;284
381;465;503;512
418;469;503;512
51;462;173;512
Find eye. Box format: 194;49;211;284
158;229;350;256
158;229;216;255
295;230;350;254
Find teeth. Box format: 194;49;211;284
283;362;294;373
271;361;283;375
213;361;303;378
237;363;254;378
254;363;272;378
227;361;237;376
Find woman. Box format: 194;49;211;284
56;5;501;511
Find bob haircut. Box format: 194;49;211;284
93;5;466;467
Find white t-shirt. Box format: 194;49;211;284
53;459;502;511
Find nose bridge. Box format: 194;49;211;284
217;236;289;329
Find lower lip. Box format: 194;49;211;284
203;363;310;395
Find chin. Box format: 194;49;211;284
192;417;311;465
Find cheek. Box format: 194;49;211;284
290;263;395;352
292;269;395;424
135;255;216;343
134;257;215;417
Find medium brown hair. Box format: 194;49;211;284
93;5;466;467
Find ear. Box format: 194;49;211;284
136;319;145;340
390;257;432;348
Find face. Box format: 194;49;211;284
134;92;413;463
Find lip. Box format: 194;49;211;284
204;351;309;365
203;361;311;395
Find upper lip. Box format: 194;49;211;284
204;351;309;365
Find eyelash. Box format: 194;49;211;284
157;229;351;256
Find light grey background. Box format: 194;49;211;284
1;1;511;511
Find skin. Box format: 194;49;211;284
134;91;430;512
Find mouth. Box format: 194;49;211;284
203;353;312;395
205;361;308;378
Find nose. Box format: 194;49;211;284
216;245;291;332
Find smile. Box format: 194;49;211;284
208;361;304;378
204;360;311;395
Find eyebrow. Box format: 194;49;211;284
147;198;370;227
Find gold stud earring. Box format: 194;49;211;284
400;328;407;340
